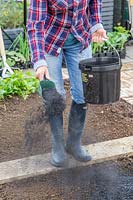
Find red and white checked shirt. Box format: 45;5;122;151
27;0;103;69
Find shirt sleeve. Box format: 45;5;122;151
88;0;103;33
26;0;48;69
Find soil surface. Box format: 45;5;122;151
0;81;133;200
0;155;132;200
0;81;133;162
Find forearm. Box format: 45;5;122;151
88;0;103;34
27;25;45;63
26;0;48;69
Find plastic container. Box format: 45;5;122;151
79;57;122;104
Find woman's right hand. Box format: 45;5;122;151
36;66;50;80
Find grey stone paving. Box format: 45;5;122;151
121;46;133;105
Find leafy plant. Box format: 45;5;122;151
0;70;39;100
0;29;31;70
92;41;107;55
114;26;130;34
113;26;130;50
0;0;23;29
0;51;26;69
10;30;30;63
92;26;130;55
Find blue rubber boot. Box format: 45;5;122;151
66;101;91;162
49;114;67;167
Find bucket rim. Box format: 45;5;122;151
79;56;120;66
79;57;121;72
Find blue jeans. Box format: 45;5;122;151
44;34;92;104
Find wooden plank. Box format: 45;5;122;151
0;136;132;185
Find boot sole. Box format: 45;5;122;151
50;158;68;168
66;148;92;162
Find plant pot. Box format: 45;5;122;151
105;52;113;57
3;28;23;50
93;53;101;57
93;51;117;58
99;52;106;57
13;61;32;70
119;48;126;59
93;45;127;59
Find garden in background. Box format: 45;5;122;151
0;0;133;199
0;0;132;160
0;0;131;101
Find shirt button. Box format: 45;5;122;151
57;47;62;53
73;12;76;17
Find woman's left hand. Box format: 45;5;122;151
92;28;108;43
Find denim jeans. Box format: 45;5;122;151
44;33;92;104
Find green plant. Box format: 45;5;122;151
0;29;31;69
113;26;130;50
92;41;107;55
0;70;39;100
10;31;30;63
92;26;130;55
0;0;23;29
0;51;26;69
114;26;130;34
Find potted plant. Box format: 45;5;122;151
92;26;130;59
113;26;130;58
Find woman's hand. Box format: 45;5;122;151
92;28;108;43
36;66;50;80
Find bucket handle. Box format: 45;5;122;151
102;38;121;66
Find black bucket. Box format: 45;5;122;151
79;57;122;104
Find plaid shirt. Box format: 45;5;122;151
27;0;103;69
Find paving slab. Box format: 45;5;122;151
121;66;133;104
122;46;133;64
0;136;132;185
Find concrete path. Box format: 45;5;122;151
0;136;132;185
121;67;133;104
121;46;133;104
122;46;133;64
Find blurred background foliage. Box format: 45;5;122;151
0;0;30;29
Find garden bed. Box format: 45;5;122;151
0;79;133;199
0;82;132;163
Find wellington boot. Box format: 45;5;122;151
49;114;68;167
66;101;91;162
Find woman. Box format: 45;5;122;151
27;0;107;167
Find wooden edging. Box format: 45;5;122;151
0;136;133;185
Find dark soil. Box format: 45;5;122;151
0;82;133;200
0;155;132;200
0;82;133;162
